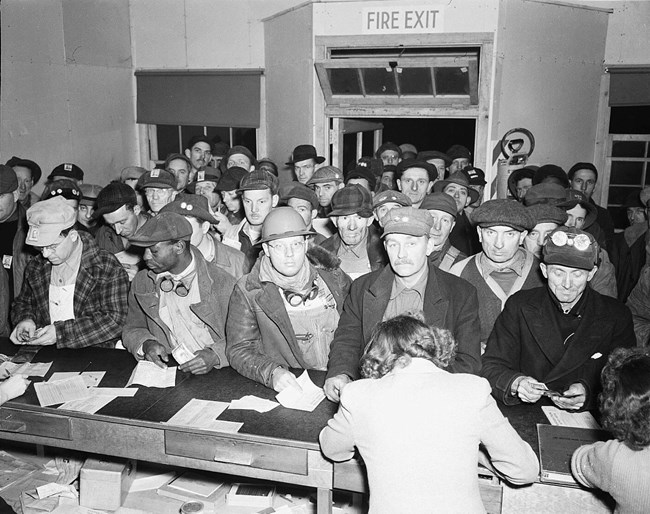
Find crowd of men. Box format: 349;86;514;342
1;136;647;411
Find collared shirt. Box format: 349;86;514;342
383;265;429;321
478;248;527;295
338;235;371;280
49;237;83;323
549;285;589;346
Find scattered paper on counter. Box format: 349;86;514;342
165;398;232;431
58;395;116;414
276;371;325;412
229;395;279;413
0;361;52;377
34;376;89;407
49;371;105;387
90;387;138;397
542;406;601;429
126;361;176;388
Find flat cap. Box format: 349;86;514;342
373;190;412;209
396;159;438;182
471;199;534;231
282;183;319;210
217;166;248;192
375;142;402;158
79;184;103;205
225;145;256;167
6;157;42;184
346;165;376;191
328;184;373;218
26;196;76;246
137;169;176;189
446;144;471;160
160;194;218;224
568;162;598;181
94;181;137;218
129;211;192;247
419;192;458;218
399;143;418;155
416;151;451;166
526;204;568;226
381;207;434;238
522;183;567;206
48;163;84;182
543;227;598;270
0;165;18;194
239;169;279;195
306;165;344;186
120;166;147;182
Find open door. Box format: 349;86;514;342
330;118;384;170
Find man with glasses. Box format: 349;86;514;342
10;196;129;348
123;212;236;374
226;207;350;391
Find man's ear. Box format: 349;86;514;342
272;194;279;207
184;149;192;159
337;183;345;191
331;217;339;229
364;216;374;227
517;230;528;246
69;230;79;242
540;262;548;279
261;242;269;255
476;226;483;243
201;221;211;235
425;235;435;256
587;265;598;281
396;179;403;192
133;204;142;216
12;190;20;202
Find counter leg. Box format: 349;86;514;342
316;487;333;514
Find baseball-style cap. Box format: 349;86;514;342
42;179;81;203
79;184;103;206
419;192;458;218
239;170;279;195
159;194;218;224
471;199;534;232
0;165;18;194
5;157;42;184
464;167;486;186
129;212;192;247
26;196;76;246
381;207;434;238
94;182;138;218
543;227;598;270
373;190;412;209
306;166;344;186
137;169;176;190
328;184;373;218
186;168;221;193
48;163;84;182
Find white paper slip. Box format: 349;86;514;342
276;371;325;412
90;387;138;397
58;394;116;414
0;361;52;377
229;395;279;413
34;376;90;407
165;399;230;429
126;361;176;388
49;371;106;387
542;406;602;429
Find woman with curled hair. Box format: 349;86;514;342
572;347;650;513
320;314;539;514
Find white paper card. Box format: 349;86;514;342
49;371;105;387
542;406;601;429
58;395;115;414
165;399;230;431
34;376;89;407
276;371;325;412
229;395;279;413
0;361;52;377
126;361;176;388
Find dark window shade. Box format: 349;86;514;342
609;70;650;106
136;70;262;127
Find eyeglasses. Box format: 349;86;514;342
549;231;592;251
38;235;66;253
267;240;305;254
158;277;189;297
283;284;318;307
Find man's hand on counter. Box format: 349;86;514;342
143;340;169;368
179;349;219;375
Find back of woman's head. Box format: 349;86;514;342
600;347;650;450
359;313;457;379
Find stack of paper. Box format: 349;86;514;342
276;371;325;412
126;361;176;388
165;399;242;433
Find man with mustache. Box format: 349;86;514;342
324;207;480;402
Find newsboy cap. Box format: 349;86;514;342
26;196;76;247
282;183;319;210
526;204;568;226
381;207;434;238
0;165;18;195
129;212;192;247
159;194;218;224
471;199;534;232
306;166;344;186
328;184;373;218
217;166;248;192
373;190;412;210
239;170;279;195
419;192;458;218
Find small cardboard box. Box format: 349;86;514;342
80;458;136;511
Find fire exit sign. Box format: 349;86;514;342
362;5;445;34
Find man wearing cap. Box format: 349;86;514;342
165;153;195;192
11;196;128;348
6;157;42;209
222;170;279;271
186;168;221;216
420;192;466;271
123;212;236;374
373;190;411;228
345;161;376;194
375;142;402;167
282;183;326;245
226;207;351;390
183;136;213;182
321;184;387;280
379;164;398;190
324;207;481;401
568;162;615;252
95;182;149;281
215;167;247;228
287;144;325;185
306;166;344;219
434;170;481;256
464;166;487;212
446;145;472;174
482;227;635;410
399;143;418;160
257;158;279;177
450;200;543;345
523;204;568;259
120;166;147;190
532;164;569;189
225;145;256;172
48;163;84;186
417;151;451;182
77;184;103;236
508;166;537;202
137;169;178;215
160;195;246;280
395;159;437;209
0;165;32;334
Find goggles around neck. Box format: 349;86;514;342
282;283;318;307
157;276;190;297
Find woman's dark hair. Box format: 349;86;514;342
359;313;457;379
599;347;650;450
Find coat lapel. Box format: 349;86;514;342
363;266;393;342
423;265;448;328
522;293;565;366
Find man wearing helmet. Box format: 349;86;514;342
226;207;351;391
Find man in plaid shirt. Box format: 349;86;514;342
10;196;128;348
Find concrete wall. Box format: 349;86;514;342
604;1;650;65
